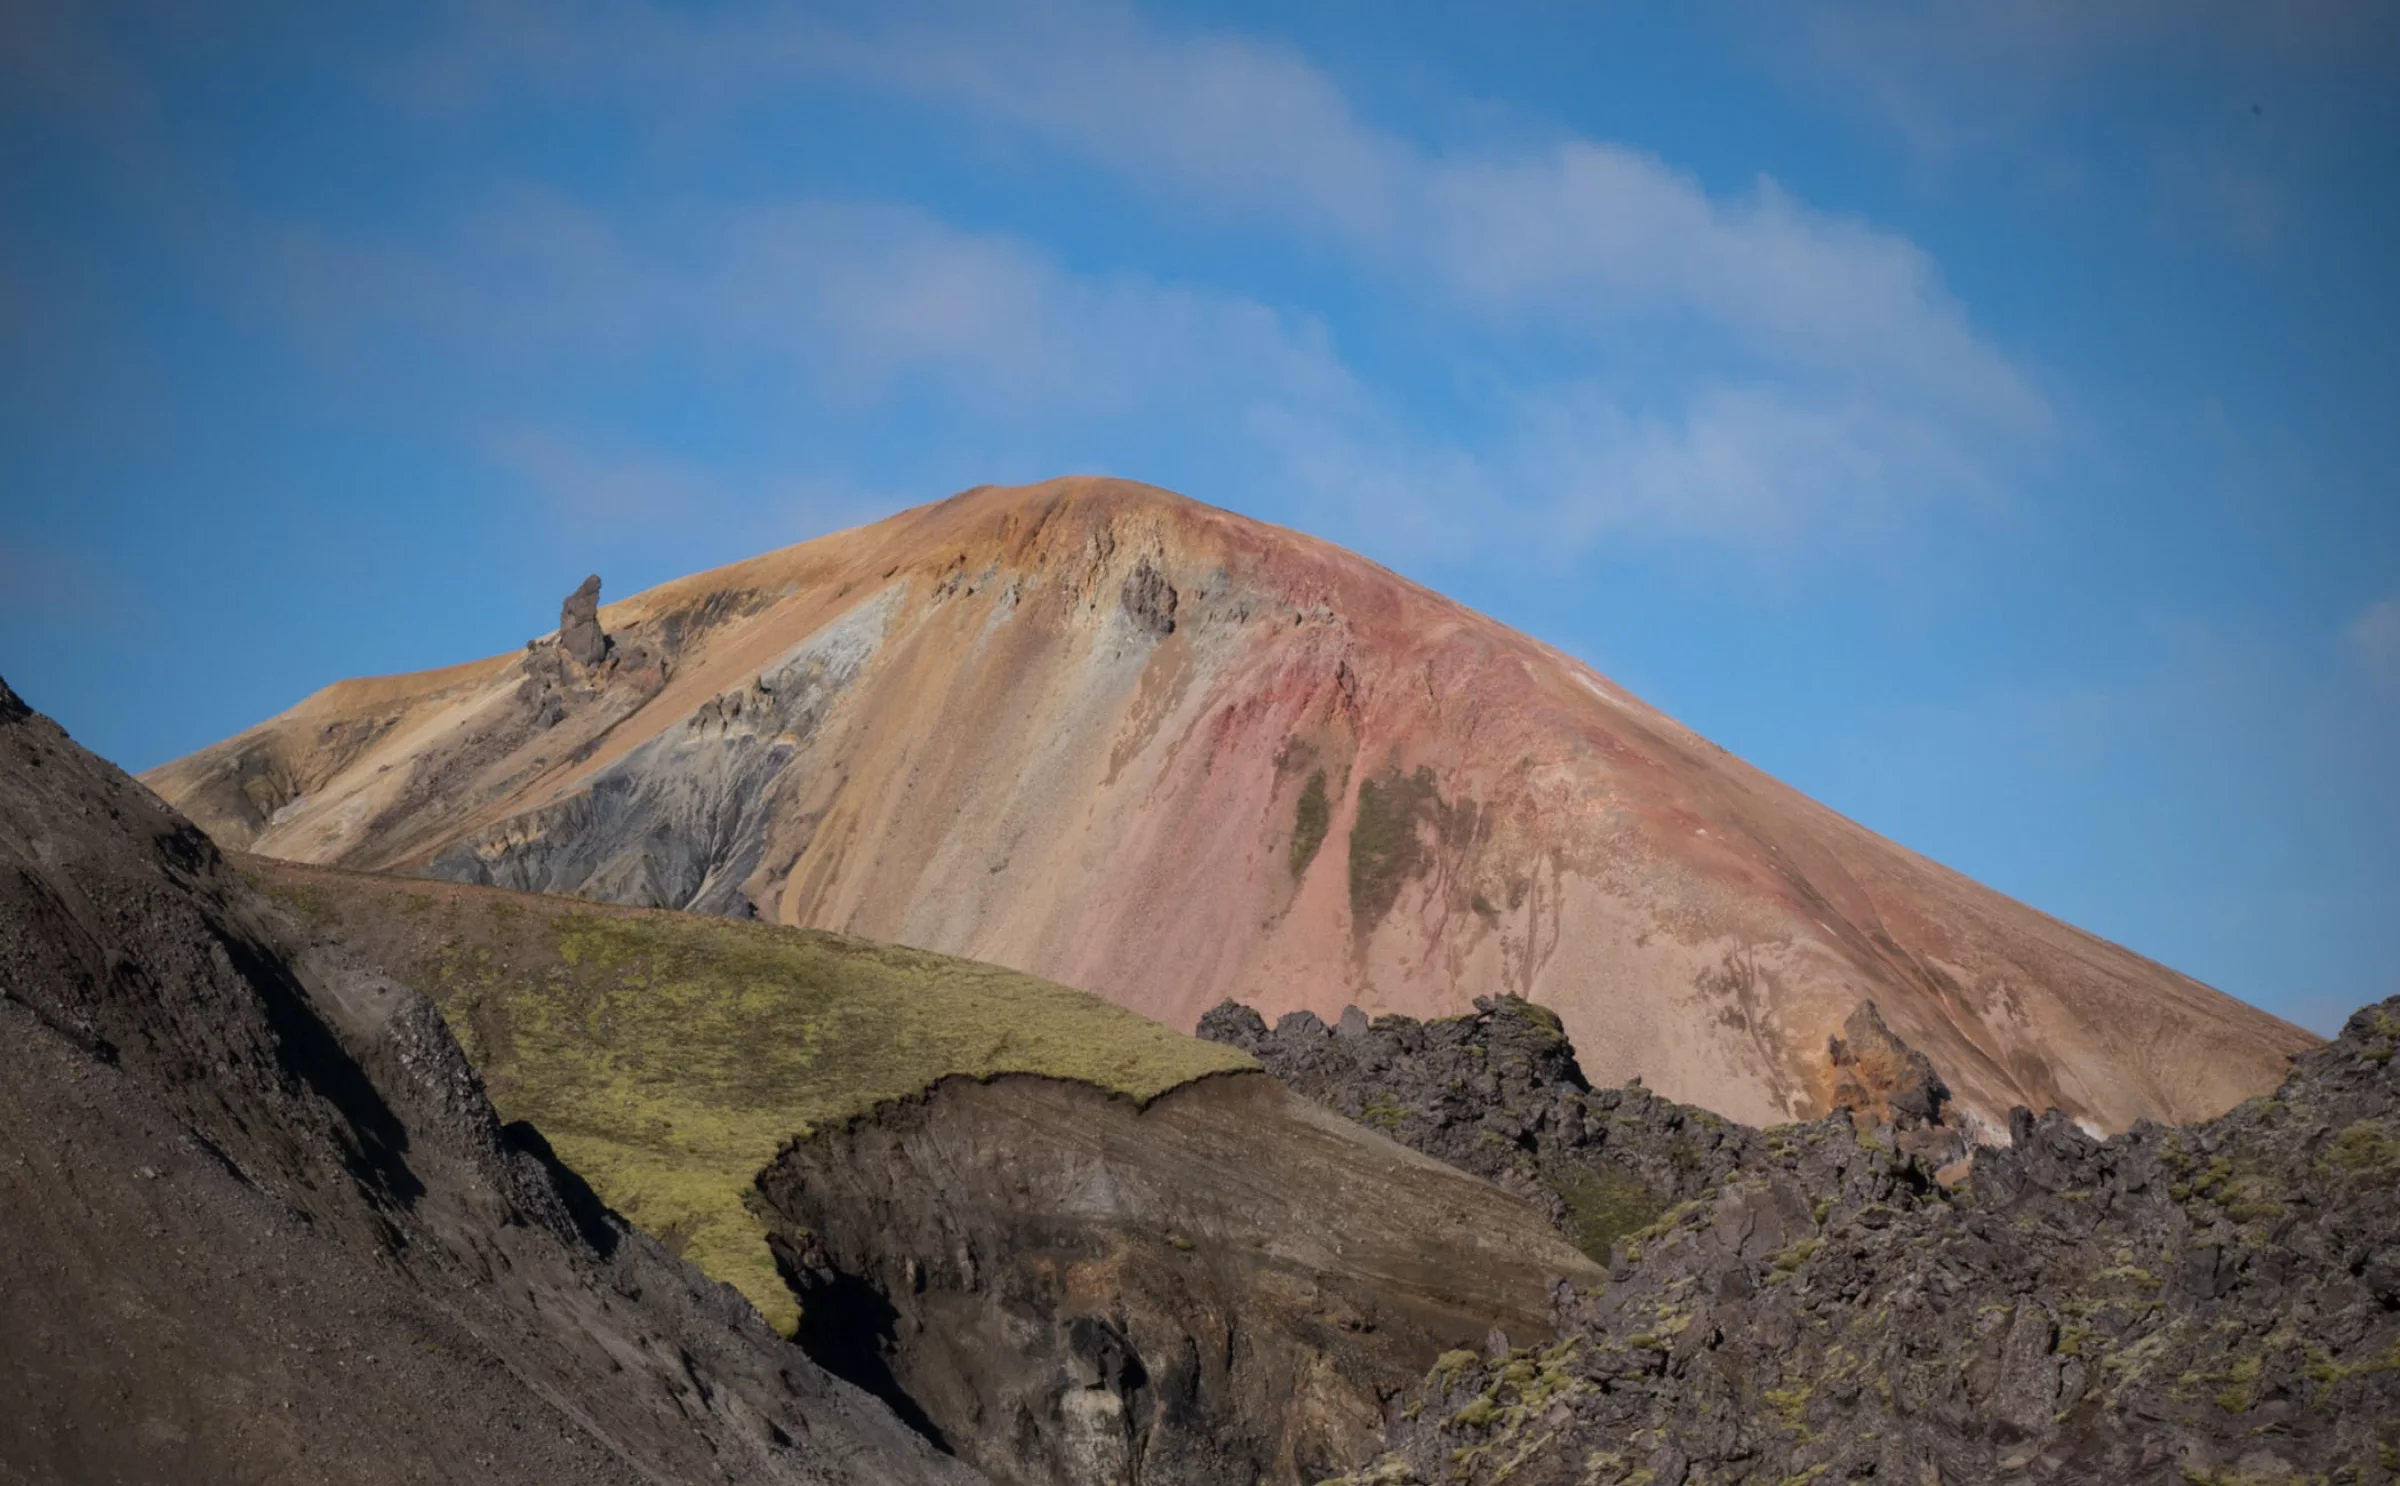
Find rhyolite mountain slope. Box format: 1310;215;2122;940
0;675;975;1486
145;476;2312;1133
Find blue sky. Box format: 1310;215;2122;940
3;1;2395;1033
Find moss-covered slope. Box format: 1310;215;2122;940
248;858;1253;1331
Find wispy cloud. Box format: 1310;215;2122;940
1760;0;2400;157
413;0;2044;427
270;188;2012;571
482;426;725;526
277;194;1359;418
2350;597;2400;698
321;0;2058;571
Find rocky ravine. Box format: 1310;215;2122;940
143;476;2314;1136
1204;996;2400;1484
0;674;973;1486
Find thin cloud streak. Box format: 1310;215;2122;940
270;189;2002;570
417;0;2046;428
2350;598;2400;698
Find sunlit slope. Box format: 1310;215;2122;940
159;476;2316;1136
251;858;1253;1331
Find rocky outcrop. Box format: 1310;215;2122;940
1119;558;1178;637
561;573;610;666
757;1071;1604;1486
1321;1003;2399;1485
1825;997;1973;1168
1199;995;1970;1262
0;677;975;1486
431;585;896;914
143;574;731;864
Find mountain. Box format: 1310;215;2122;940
144;476;2312;1134
0;674;972;1486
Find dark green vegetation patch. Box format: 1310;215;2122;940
1289;768;1331;879
1347;766;1445;933
1546;1164;1668;1264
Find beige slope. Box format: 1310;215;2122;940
145;476;2315;1133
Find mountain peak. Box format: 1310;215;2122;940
143;480;2314;1135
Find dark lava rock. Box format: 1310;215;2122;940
1279;997;2400;1485
0;676;973;1486
1200;997;1770;1262
1120;559;1178;638
561;572;610;666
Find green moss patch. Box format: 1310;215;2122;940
1349;766;1440;933
1290;768;1332;879
1546;1163;1667;1263
2322;1119;2400;1182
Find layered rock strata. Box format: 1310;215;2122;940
759;1070;1603;1486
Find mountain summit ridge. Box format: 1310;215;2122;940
144;475;2313;1133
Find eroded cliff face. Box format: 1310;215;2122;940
144;476;2315;1134
757;1072;1603;1486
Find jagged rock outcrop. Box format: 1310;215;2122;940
1826;998;1973;1170
1199;995;1971;1262
561;573;610;667
0;675;976;1486
144;476;2316;1135
143;572;707;865
756;1070;1604;1486
1317;1000;2400;1486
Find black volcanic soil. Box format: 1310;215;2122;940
0;674;973;1486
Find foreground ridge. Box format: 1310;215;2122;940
1214;995;2400;1483
0;674;973;1485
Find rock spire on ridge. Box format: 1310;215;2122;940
559;574;608;667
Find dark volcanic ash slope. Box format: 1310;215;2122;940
0;674;974;1486
1236;996;2400;1485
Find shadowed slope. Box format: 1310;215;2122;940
0;676;976;1486
148;476;2314;1134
